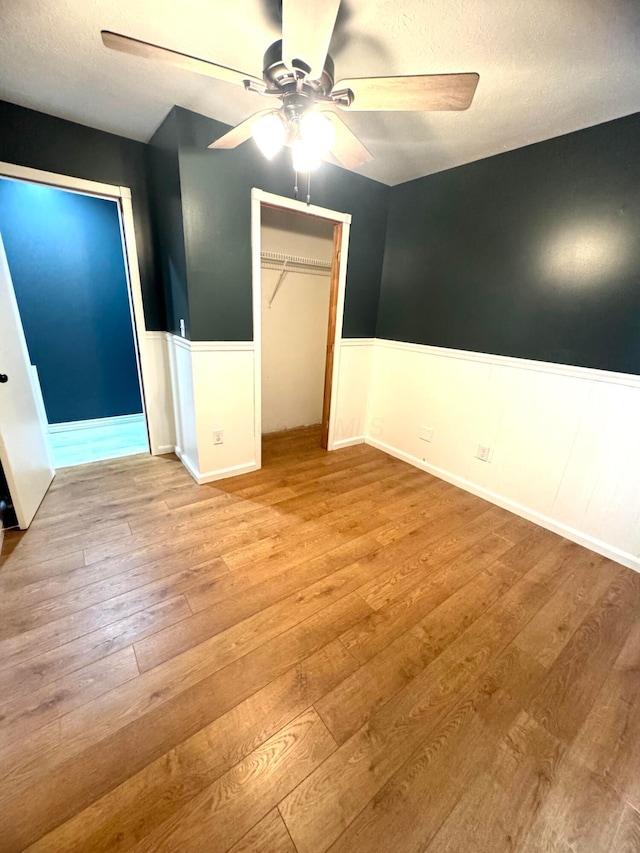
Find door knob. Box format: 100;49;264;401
0;374;8;383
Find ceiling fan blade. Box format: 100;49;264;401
101;31;265;91
320;110;372;170
282;0;341;80
208;110;276;150
333;72;480;111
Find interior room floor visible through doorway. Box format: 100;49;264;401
48;414;149;468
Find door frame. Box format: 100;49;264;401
0;160;157;455
250;188;351;469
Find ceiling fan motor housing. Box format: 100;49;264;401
263;39;335;119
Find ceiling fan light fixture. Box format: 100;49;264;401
251;112;286;160
300;111;336;156
291;139;322;173
102;1;480;189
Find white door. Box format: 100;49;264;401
0;234;54;528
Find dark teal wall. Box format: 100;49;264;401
174;107;390;341
0;100;164;330
10;98;638;374
147;110;190;337
378;111;640;374
0;178;142;423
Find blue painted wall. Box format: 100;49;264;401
0;178;143;423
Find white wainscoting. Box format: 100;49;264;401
164;334;373;484
166;336;258;484
365;339;640;572
143;332;176;455
167;334;200;478
190;341;258;483
332;338;374;449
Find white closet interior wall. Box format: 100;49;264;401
260;208;333;435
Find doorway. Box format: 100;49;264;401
260;206;335;447
251;189;351;469
0;176;149;468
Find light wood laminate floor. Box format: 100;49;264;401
1;426;639;852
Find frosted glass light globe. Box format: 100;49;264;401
252;112;286;160
291;139;321;173
300;111;336;156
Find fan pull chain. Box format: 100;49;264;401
306;172;311;206
293;170;299;201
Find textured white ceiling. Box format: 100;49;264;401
1;0;639;185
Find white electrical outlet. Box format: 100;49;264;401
476;444;492;462
419;426;433;442
213;430;224;446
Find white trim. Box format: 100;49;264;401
250;188;351;467
167;334;255;353
171;335;192;352
251;188;352;224
189;340;254;352
155;444;175;455
340;338;377;348
0;161;123;200
251;193;263;470
0;161;162;457
174;446;200;482
365;436;640;573
326;223;351;451
176;445;258;485
374;338;640;389
332;435;366;449
116;193;154;452
49;414;144;433
195;461;260;484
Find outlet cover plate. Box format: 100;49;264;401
476;444;492;462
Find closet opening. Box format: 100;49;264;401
252;190;350;467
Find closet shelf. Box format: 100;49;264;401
260;250;332;275
261;251;332;308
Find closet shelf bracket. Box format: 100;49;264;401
268;260;289;309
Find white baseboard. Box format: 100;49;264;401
49;413;144;433
175;446;258;485
365;436;640;574
331;436;366;450
153;444;175;456
196;461;260;484
174;447;199;483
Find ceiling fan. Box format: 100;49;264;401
102;0;479;174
